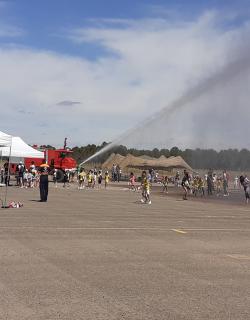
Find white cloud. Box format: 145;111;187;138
56;100;81;106
1;11;250;149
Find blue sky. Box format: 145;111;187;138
2;0;248;58
1;0;250;149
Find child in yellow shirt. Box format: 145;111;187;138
141;171;151;204
104;171;109;189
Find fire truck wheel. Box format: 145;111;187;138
56;169;64;182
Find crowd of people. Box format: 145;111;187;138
0;160;41;188
0;159;249;205
15;161;40;188
179;169;231;200
175;169;249;202
76;168;110;189
0;160;49;202
128;168;249;204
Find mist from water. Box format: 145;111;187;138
80;42;250;165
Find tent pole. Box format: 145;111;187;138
3;143;12;208
0;150;3;206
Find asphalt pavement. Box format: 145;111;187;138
0;184;249;320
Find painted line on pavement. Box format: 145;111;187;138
226;254;250;260
171;229;187;234
0;226;181;230
183;228;250;231
0;226;249;232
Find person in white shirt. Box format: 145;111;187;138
23;169;29;188
27;170;33;188
234;176;239;189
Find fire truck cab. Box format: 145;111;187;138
25;148;77;182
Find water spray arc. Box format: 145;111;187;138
80;46;250;166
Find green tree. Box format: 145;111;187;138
170;146;181;157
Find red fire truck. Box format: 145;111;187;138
24;148;77;181
14;139;77;182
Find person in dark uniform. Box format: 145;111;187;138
181;170;190;200
39;160;49;202
207;169;213;196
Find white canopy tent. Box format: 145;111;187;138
0;136;44;161
0;133;43;207
0;131;12;147
0;131;12;207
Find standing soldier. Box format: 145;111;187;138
207;169;213;196
39;160;49;202
222;170;229;196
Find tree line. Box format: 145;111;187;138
69;143;250;170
